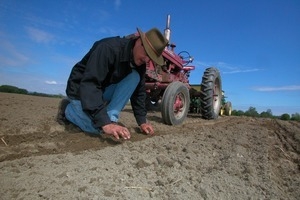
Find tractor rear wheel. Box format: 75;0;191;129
161;81;190;125
200;67;222;119
225;101;232;116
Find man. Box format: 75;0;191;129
57;28;168;140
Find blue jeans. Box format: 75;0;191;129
65;69;140;134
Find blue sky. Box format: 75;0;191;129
0;0;299;115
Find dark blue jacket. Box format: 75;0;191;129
66;36;147;128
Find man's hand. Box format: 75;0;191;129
102;123;131;140
140;123;154;135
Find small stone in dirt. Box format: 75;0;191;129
199;187;208;199
182;147;188;152
104;190;114;197
155;179;164;186
135;159;152;169
62;180;73;186
78;186;87;193
89;177;98;183
156;155;175;167
56;171;68;178
10;168;21;173
37;142;58;150
115;160;122;165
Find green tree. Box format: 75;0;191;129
260;109;273;118
291;113;300;121
280;113;290;120
244;106;259;117
0;84;65;98
0;85;28;94
232;110;244;116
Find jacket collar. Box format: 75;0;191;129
120;38;136;63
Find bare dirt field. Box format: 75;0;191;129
0;93;299;200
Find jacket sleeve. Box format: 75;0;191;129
79;44;113;128
130;71;147;125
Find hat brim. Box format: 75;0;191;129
137;28;165;66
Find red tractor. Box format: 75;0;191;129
143;15;222;125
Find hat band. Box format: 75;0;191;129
144;34;160;56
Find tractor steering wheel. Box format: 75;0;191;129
178;51;194;66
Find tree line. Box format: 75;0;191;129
0;85;64;98
1;84;299;121
232;106;300;121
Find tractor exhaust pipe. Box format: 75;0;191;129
164;14;171;42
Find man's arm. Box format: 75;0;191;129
79;44;114;128
130;73;147;126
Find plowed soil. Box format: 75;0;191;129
0;93;299;200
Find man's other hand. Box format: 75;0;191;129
140;123;154;135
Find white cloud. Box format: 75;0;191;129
45;80;57;85
0;39;29;67
24;15;64;30
193;60;263;74
223;68;262;74
26;27;54;43
114;0;121;10
252;85;300;92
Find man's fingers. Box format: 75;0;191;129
103;124;131;140
116;127;130;140
122;128;131;139
146;127;154;135
141;125;154;135
144;127;150;134
113;132;120;140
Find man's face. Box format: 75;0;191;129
132;38;150;66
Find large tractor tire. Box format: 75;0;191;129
161;81;190;125
200;67;222;119
225;101;232;116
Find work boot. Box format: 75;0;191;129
56;98;70;125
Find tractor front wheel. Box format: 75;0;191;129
161;81;190;125
200;67;222;119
